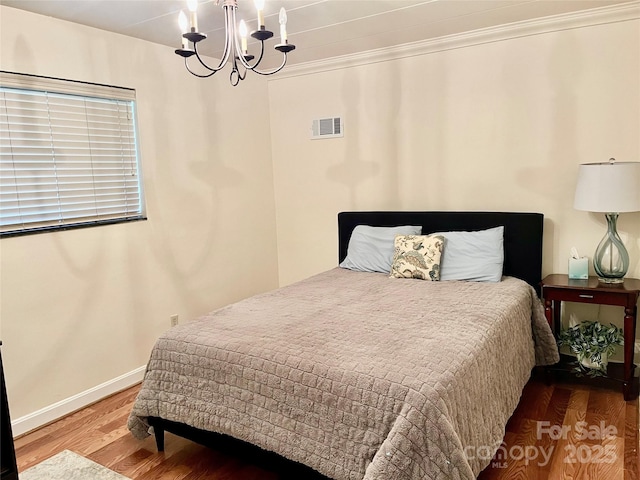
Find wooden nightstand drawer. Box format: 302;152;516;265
546;288;623;306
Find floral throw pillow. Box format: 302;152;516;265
390;234;445;281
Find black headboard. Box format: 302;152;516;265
338;211;544;294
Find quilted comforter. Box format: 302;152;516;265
128;268;559;479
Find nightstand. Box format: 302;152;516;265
541;274;640;401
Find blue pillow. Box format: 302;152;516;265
340;225;422;273
433;226;504;282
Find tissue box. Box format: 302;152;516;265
568;257;588;280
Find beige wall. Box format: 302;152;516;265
0;6;279;419
268;19;640;286
267;19;640;354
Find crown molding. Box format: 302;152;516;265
273;2;640;81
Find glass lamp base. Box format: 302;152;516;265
593;213;629;284
597;276;625;284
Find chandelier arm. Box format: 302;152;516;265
248;53;289;76
236;60;247;81
230;7;257;72
221;4;236;66
236;38;266;71
188;4;234;74
230;69;240;86
184;57;217;78
191;42;228;73
229;6;267;72
230;57;247;86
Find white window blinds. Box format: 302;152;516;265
0;72;145;236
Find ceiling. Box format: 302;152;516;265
2;0;635;68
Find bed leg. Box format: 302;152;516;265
154;426;165;451
149;418;165;451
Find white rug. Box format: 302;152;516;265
20;450;131;480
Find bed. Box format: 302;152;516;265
128;211;559;480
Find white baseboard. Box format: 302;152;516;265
11;365;146;437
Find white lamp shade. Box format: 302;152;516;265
574;161;640;213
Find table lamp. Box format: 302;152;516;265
573;158;640;284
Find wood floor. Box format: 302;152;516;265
14;376;639;480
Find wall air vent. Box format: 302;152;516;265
311;117;343;139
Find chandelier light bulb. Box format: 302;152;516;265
178;10;189;49
178;10;188;32
254;0;265;28
187;0;198;31
279;7;288;42
239;19;248;54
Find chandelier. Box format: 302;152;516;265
175;0;296;86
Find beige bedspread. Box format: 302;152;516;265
128;268;559;479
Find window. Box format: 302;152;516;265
0;71;145;237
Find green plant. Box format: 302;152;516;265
557;321;624;377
